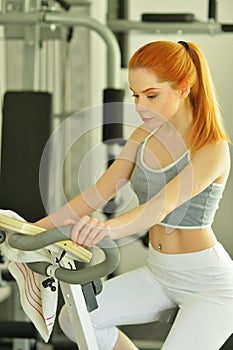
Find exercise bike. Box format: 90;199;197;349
0;213;120;349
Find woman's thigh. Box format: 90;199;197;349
162;294;233;350
90;266;176;327
59;266;176;349
158;243;233;350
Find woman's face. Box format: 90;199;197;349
128;68;184;129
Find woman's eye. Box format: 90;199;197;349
131;94;157;99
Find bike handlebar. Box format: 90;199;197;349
7;225;120;285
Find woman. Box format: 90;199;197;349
37;41;233;349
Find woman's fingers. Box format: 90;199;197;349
70;215;90;244
70;215;109;247
63;218;76;226
89;226;110;247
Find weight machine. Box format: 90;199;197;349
0;2;124;349
0;0;124;220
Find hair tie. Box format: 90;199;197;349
178;41;189;51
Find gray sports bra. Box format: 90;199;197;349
130;131;225;229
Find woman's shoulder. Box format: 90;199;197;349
192;140;231;183
194;140;230;157
191;141;230;166
118;125;151;162
128;124;151;144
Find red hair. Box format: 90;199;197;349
129;41;230;153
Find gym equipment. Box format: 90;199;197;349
107;0;233;34
0;91;52;222
141;13;196;23
0;0;123;216
0;5;124;348
0;8;121;88
0;214;120;349
107;0;233;68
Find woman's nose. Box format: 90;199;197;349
135;103;148;114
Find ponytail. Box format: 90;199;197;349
187;42;230;152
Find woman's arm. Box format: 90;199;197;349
36;127;146;229
70;141;230;246
108;141;230;237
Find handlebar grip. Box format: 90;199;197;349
27;237;120;285
7;225;92;262
8;225;72;250
8;225;120;284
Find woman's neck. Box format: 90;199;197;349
168;99;193;137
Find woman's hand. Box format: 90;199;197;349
63;215;110;248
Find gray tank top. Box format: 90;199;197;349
130;132;225;229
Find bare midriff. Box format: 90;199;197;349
149;224;218;254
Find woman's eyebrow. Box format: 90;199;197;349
129;86;161;93
142;87;161;93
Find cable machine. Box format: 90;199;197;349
0;1;124;349
0;0;124;222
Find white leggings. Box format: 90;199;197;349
59;242;233;350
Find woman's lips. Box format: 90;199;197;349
141;117;153;123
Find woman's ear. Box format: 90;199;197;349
179;80;191;98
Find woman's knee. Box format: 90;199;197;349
58;304;119;350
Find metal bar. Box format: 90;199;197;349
44;12;121;88
0;12;42;24
60;282;99;349
0;11;121;87
107;19;222;35
22;23;41;89
208;0;217;20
